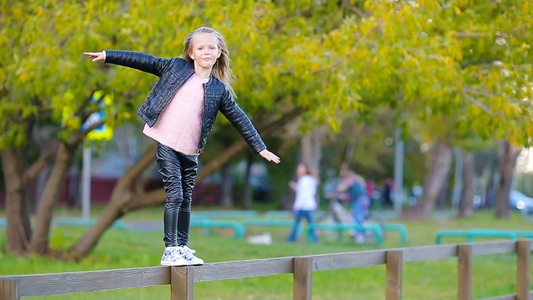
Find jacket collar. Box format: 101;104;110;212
183;59;215;87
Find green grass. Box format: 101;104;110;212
0;209;532;299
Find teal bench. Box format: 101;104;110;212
473;228;533;238
264;211;293;218
368;222;409;244
0;218;5;227
264;210;327;219
435;229;518;244
190;219;244;240
241;218;303;237
54;217;128;230
192;210;258;219
307;223;383;245
242;218;294;229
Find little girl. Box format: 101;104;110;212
84;27;280;266
286;163;319;243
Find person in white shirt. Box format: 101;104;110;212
286;163;319;242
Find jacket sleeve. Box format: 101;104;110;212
104;50;171;77
219;87;267;154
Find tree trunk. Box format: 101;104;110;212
68;143;157;259
242;153;254;210
404;142;452;219
30;143;75;255
435;169;450;210
300;129;323;174
2;147;32;254
495;140;521;218
458;151;474;218
298;129;323;206
220;162;233;209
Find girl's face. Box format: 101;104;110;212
189;33;221;72
296;164;307;177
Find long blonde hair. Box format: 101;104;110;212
297;163;319;182
181;27;236;97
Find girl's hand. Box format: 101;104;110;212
83;51;106;62
289;181;297;190
259;149;281;164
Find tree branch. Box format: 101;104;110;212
22;142;58;184
461;59;500;69
462;92;496;115
68;118;106;146
455;31;487;38
342;0;369;19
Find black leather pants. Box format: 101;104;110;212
156;143;199;247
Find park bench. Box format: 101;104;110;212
368;222;409;244
435;229;520;244
307;222;383;245
54;217;128;230
241;218;294;230
241;218;302;239
264;210;293;218
0;218;5;227
264;210;327;219
190;219;244;240
473;228;533;238
192;210;258;219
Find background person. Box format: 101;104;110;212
286;163;319;243
337;170;370;243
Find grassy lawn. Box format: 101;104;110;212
0;208;532;299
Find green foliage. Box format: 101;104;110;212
0;0;372;151
2;0;531;151
360;0;533;147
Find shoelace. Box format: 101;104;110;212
182;245;196;254
179;247;196;260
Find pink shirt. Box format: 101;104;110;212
143;74;209;155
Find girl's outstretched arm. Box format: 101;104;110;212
259;149;281;164
83;51;106;62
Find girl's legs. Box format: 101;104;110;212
177;153;199;246
302;210;319;242
360;196;370;223
286;210;303;242
352;199;364;238
157;144;198;248
352;197;371;242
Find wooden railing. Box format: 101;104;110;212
1;239;531;300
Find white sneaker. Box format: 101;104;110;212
160;247;188;266
178;246;204;266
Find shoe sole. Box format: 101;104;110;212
160;261;188;267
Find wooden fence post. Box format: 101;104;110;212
1;278;20;300
386;250;403;300
457;244;472;300
293;257;313;300
171;267;194;300
516;240;530;300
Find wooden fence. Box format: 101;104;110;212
1;239;531;300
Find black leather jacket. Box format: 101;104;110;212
104;50;266;154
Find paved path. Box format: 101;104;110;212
124;220;162;232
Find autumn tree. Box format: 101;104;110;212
1;0;370;257
348;0;533;219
